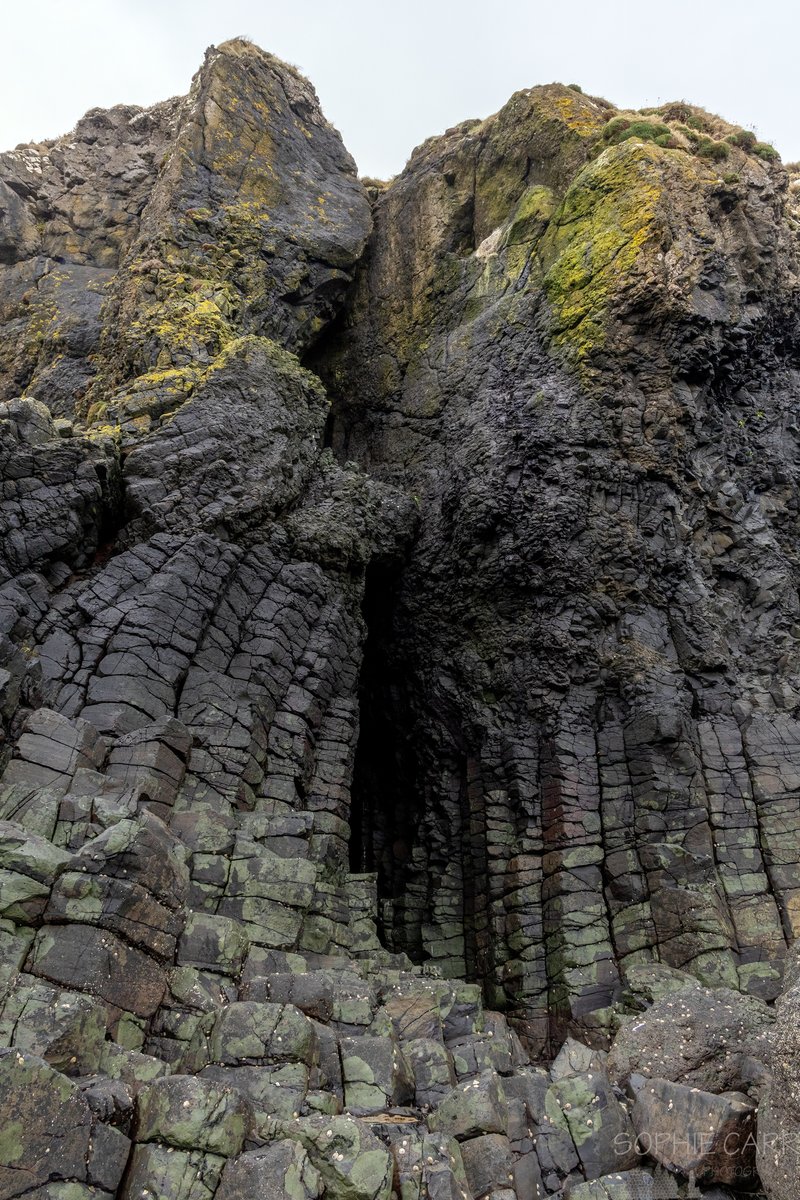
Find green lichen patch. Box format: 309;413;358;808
536;140;669;358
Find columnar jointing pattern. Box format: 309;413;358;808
1;36;800;1200
316;85;800;1053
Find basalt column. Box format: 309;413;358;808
315;84;800;1052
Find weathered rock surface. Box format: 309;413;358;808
1;35;799;1200
757;942;800;1199
607;983;772;1095
633;1077;757;1186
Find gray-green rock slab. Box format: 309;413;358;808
283;1114;394;1200
607;984;772;1094
563;1170;659;1198
381;989;444;1042
633;1078;757;1186
135;1073;249;1156
74;815;189;910
98;1041;171;1088
86;1121;132;1193
550;1036;609;1081
78;1074;134;1127
459;1132;514;1198
0;1047;92;1196
201;1062;309;1120
177;911;249;975
404;1036;456;1108
622;963;702;1005
550;1071;639;1181
209;1000;318;1066
0;870;49;924
310;1017;343;1100
0;921;35;978
243;969;335;1022
428;1070;508;1140
46;870;182;960
0;978;106;1074
387;1129;470;1200
119;1143;225;1200
340;1033;414;1113
216;1140;322;1200
0;819;71;880
26;923;167;1018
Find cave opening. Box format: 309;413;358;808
349;557;429;960
349;559;486;989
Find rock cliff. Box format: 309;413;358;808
0;38;798;1199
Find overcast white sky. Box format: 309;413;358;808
3;0;798;177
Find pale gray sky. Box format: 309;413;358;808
3;0;798;177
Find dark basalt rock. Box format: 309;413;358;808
316;81;800;1053
633;1078;757;1186
1;34;800;1200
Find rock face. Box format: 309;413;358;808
0;37;799;1200
316;86;800;1048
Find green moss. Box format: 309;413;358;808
538;141;667;359
474;85;608;240
727;128;757;151
601;115;630;140
603;118;672;147
696;138;729;161
503;185;556;278
507;185;556;241
753;141;780;162
475;157;538;243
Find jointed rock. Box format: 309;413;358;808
1;35;799;1200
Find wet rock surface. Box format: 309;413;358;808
0;35;798;1200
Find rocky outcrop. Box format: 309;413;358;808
316;84;800;1052
1;37;799;1200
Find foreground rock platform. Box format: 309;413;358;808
1;35;799;1199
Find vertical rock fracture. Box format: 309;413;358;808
0;39;798;1199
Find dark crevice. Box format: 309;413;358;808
349;558;427;953
349;557;493;989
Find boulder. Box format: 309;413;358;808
633;1078;757;1186
285;1114;394;1200
135;1073;249;1156
404;1036;457;1108
459;1132;514;1197
26;924;167;1018
608;985;772;1095
120;1143;225;1200
340;1033;414;1112
542;1071;639;1183
0;978;107;1074
208;1001;318;1067
428;1071;508;1141
216;1140;322;1200
0;1047;130;1196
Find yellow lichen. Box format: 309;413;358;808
549;91;608;137
503;185;557;279
536;140;672;358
